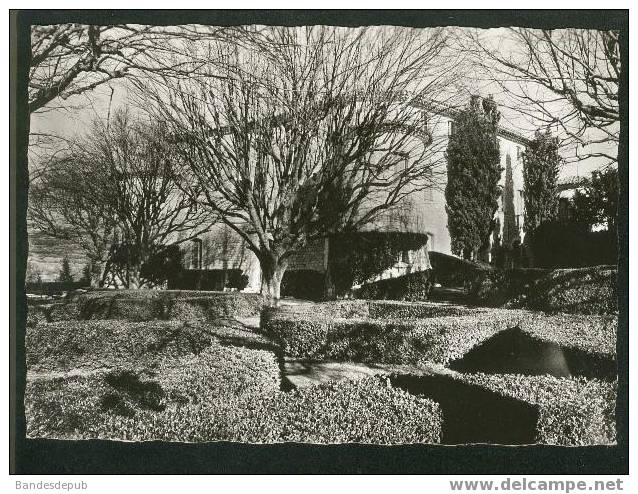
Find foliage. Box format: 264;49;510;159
139;245;184;287
355;270;433;301
68;290;264;322
469;265;618;315
26;374;442;444
328;231;429;296
526;220;616;268
26;261;43;284
456;373;616;446
502;154;518;246
522;130;561;233
280;270;325;301
572;167;619;235
264;309;527;364
445;96;502;258
57;256;74;283
225;270;249;291
428;251;489;288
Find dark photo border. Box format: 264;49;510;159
10;9;629;475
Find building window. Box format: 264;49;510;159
191;238;202;270
448;120;456;137
401;250;411;264
516;146;522;160
515;215;520;229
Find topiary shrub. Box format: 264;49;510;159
355;270;433;301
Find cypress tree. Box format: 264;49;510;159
522;130;561;233
445;96;502;259
502;154;518;247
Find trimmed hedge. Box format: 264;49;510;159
523;266;617;315
367;300;482;319
469;268;549;307
457;373;616;445
519;313;616;358
26;375;442;444
26;290;265;323
261;300;480;326
469;265;618;315
355;270;433;301
27;320;219;372
429;251;490;288
265;309;529;364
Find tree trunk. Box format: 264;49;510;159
260;254;287;307
128;264;143;289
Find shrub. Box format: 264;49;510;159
265;309;529;364
226;270;249;291
527;220;616;269
519;313;617;358
356;270;433;301
280;270;325;301
26;376;442;444
367;300;482;319
467;265;618;315
456;373;616;445
328;231;430;296
523;266;617;315
26;320;216;372
429;251;489;288
70;290;264;321
469;268;550;307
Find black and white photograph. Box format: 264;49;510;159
9;8;628;477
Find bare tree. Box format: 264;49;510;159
465;28;620;165
29;23;229;114
141;26;456;304
29;110;215;288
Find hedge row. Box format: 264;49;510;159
456;373;616;446
469;265;618;315
355;270;433;301
261;300;478;327
26;375;442;444
27;290;264;325
27;320;222;372
519;313;617;359
265;310;528;364
367;300;482;319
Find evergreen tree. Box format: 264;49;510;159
57;256;74;283
522;130;561;233
502;154;518;247
445;95;502;259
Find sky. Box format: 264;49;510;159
30;25;617;181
